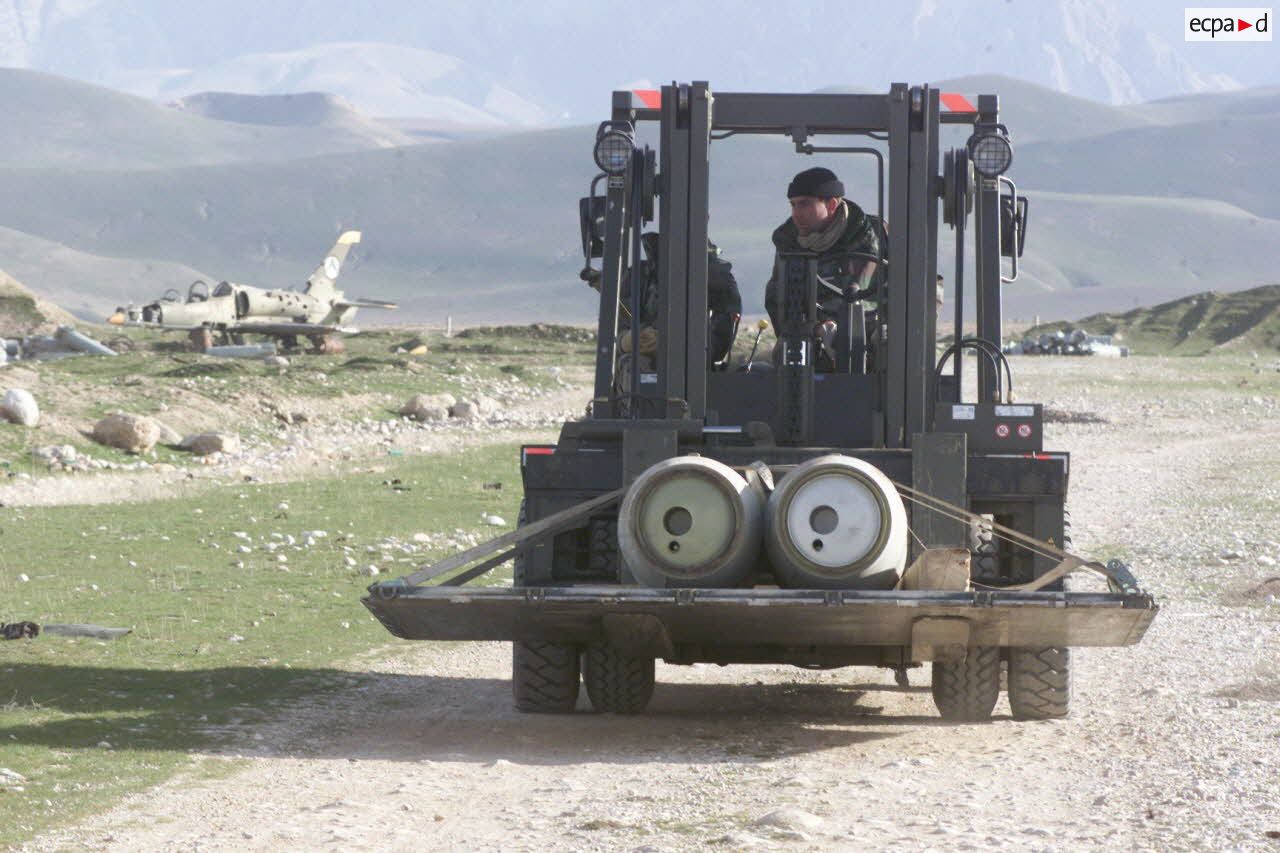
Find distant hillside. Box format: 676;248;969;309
0;268;77;335
172;91;411;146
1018;112;1280;218
1;70;1279;324
0;68;412;169
0;225;213;324
2;121;1280;324
933;75;1154;144
1027;284;1280;354
110;41;549;124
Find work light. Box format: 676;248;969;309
968;132;1013;178
594;123;635;175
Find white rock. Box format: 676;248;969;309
180;432;242;456
754;808;824;831
473;395;501;416
399;393;455;421
2;389;39;426
483;514;506;526
360;565;381;577
154;421;183;445
449;400;480;419
92;413;161;454
17;573;29;582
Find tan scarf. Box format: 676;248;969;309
796;200;848;253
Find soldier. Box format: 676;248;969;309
608;232;743;375
764;167;884;368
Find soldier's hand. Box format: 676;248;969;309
843;284;874;303
637;326;659;356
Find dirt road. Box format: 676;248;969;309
25;357;1280;851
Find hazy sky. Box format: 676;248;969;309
3;0;1276;120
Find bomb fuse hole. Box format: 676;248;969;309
810;505;838;535
663;506;693;536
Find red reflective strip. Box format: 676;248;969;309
940;92;976;113
524;447;555;455
633;89;662;109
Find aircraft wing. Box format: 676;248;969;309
225;322;348;336
335;298;398;310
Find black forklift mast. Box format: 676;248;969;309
588;82;1009;449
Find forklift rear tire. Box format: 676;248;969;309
931;647;1000;722
1007;647;1071;720
583;642;655;714
512;640;580;713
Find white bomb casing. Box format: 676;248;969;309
618;456;765;588
765;454;908;589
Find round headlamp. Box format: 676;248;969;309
968;132;1013;178
594;125;635;175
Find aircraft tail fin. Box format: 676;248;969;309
305;230;361;299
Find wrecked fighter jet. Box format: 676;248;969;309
108;231;396;352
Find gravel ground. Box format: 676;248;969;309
22;354;1280;852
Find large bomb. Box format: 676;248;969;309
618;456;765;588
764;455;908;589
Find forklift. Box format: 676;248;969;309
364;82;1157;721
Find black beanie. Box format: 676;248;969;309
787;167;844;199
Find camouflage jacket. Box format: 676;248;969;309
619;236;742;332
763;200;883;330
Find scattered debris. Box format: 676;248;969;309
1006;328;1128;357
1;622;132;640
1;621;39;639
205;343;279;359
55;325;118;357
5;325;119;362
42;624;132;640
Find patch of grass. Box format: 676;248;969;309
0;442;526;846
